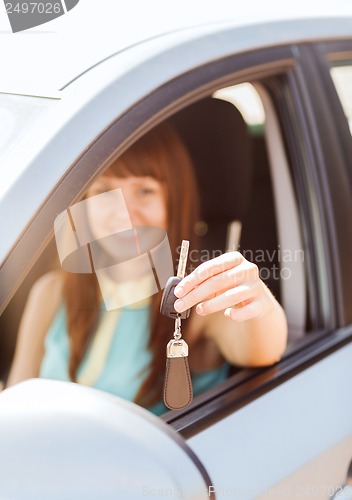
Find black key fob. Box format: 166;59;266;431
160;276;191;319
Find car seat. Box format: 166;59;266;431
169;96;280;301
169;97;253;257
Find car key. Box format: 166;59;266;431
160;240;191;319
162;240;193;410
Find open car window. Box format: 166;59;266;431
0;77;305;409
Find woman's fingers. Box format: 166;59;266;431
172;249;274;322
195;283;261;316
174;251;244;298
224;300;264;322
174;254;259;313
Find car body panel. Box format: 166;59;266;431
1;0;352;91
187;341;352;498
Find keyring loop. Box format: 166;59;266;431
174;315;182;340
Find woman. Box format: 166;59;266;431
6;122;287;415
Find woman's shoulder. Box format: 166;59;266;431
6;272;64;386
30;270;63;297
18;270;64;346
26;271;64;319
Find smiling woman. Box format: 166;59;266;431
5;119;287;414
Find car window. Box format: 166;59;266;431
213;83;306;340
0;78;305;412
330;63;352;134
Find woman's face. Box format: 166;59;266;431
86;175;167;240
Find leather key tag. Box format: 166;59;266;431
163;339;193;410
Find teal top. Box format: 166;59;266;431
39;303;230;416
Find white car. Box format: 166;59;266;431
1;2;352;498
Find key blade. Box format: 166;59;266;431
177;240;189;279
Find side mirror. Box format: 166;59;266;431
0;379;213;499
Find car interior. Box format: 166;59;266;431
0;80;305;398
169;93;281;303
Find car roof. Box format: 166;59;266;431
1;0;352;93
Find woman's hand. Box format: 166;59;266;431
174;251;276;321
174;251;288;367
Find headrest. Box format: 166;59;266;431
169;97;253;223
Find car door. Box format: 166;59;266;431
1;17;352;500
176;37;352;499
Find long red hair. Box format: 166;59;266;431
63;122;200;407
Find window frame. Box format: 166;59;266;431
314;40;352;187
162;44;352;432
290;42;352;327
